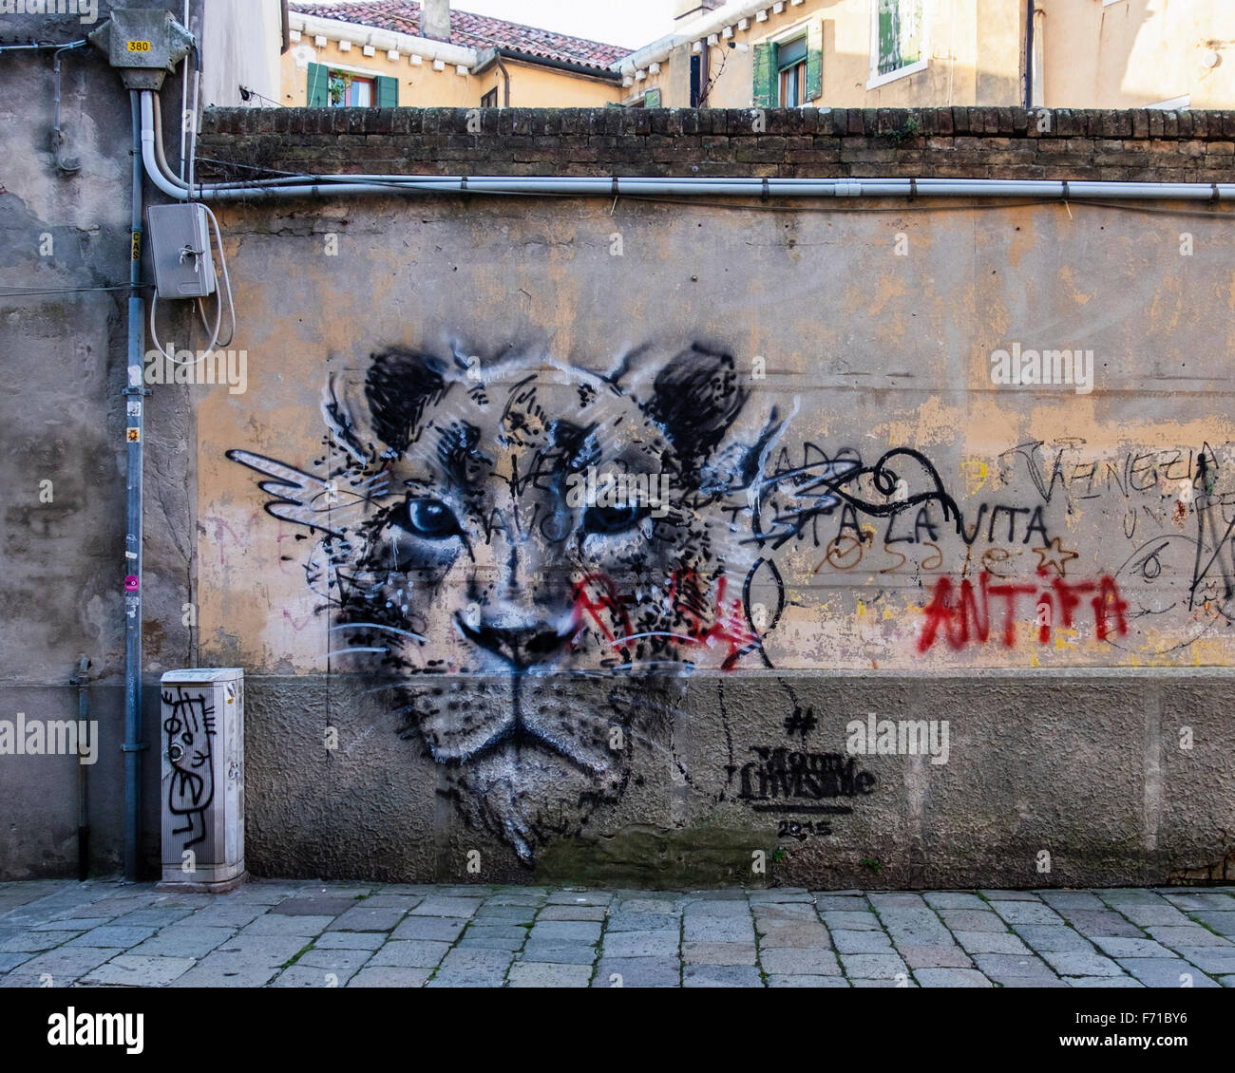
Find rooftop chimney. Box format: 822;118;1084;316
421;0;451;42
673;0;725;21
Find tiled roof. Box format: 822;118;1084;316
291;2;631;72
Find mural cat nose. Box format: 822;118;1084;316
456;616;573;669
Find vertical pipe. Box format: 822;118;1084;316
180;0;190;182
1024;1;1036;111
495;53;511;107
72;656;90;882
123;90;148;882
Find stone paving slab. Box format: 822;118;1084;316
517;941;597;965
79;955;196;987
508;961;591;987
347;966;432;987
683;964;762;987
0;881;1231;987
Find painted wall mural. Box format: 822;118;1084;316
225;341;1234;863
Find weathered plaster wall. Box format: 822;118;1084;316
4;85;1235;885
0;1;265;879
183;108;1235;885
199;0;284;108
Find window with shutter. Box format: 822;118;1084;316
776;36;807;107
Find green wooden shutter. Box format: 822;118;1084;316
376;74;399;107
644;87;661;108
877;0;923;76
752;42;777;108
806;21;823;101
307;62;329;106
878;0;897;74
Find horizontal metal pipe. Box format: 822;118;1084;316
0;39;88;52
141;94;1235;204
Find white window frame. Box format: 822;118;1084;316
1148;94;1190;110
323;63;383;108
867;0;929;90
321;60;383;81
1102;1;1126;7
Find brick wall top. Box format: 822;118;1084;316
196;107;1235;183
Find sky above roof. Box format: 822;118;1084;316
455;1;677;50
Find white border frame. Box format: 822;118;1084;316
867;0;929;90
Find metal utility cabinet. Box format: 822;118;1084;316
157;668;246;892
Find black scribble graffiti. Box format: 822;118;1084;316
752;445;1051;554
163;687;215;852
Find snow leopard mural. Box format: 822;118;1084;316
228;342;841;863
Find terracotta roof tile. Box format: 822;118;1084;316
291;1;631;71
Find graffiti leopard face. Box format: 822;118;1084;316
228;343;780;863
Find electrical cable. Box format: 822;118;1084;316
0;282;152;297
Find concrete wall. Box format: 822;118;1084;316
174;105;1235;887
0;0;272;880
3;79;1235;885
199;0;284;108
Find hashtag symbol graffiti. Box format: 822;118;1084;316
783;706;817;737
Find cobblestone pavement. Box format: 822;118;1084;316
1;880;1233;988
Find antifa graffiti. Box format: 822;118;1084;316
917;571;1129;652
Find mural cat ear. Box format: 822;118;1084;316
322;348;452;461
643;343;750;471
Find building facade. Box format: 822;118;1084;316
279;1;1235;112
282;1;628;109
626;0;1235;111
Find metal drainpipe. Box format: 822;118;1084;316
52;43;85;173
495;53;511;107
1024;1;1035;111
70;656;90;881
123;89;150;882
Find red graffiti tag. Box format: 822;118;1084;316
570;570;761;670
668;571;762;670
570;572;633;648
917;570;1128;653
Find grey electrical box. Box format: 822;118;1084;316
158;668;247;893
148;203;217;299
88;9;196;91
